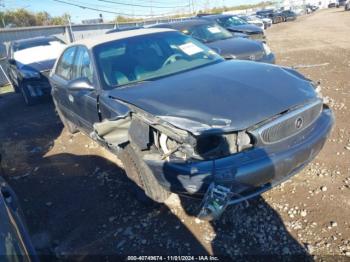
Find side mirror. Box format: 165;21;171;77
8;59;16;65
68;77;94;91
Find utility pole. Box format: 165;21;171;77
150;0;154;18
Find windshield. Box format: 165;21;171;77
93;31;223;89
14;38;65;52
184;24;233;43
217;16;248;27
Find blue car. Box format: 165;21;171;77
198;14;265;41
50;28;334;220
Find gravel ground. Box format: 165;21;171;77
0;8;349;260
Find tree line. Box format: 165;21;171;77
0;1;274;27
115;1;274;23
0;9;71;28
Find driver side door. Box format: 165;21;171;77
68;46;99;133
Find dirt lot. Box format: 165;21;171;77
0;8;349;259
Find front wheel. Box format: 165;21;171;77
20;84;37;106
7;71;20;93
120;143;171;203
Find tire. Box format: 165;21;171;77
120;143;171;203
7;71;20;93
12;81;20;93
20;83;37;106
55;106;78;134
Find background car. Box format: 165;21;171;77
256;9;285;24
337;0;347;7
255;15;273;29
238;15;265;30
6;36;66;105
149;19;275;63
328;2;337;8
198;14;265;41
346;0;350;10
280;10;298;21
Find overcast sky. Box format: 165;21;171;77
2;0;262;22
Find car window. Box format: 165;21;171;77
72;47;94;83
55;47;76;80
185;24;232;43
93;31;223;89
217;16;247;27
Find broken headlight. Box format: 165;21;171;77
153;130;192;160
195;132;253;159
153;128;253;161
196;134;236;159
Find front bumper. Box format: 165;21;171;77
144;109;334;200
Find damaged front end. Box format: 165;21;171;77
92;104;255;220
92;98;333;221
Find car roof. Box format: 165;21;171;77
150;19;213;31
70;28;175;49
105;26;143;34
198;14;234;20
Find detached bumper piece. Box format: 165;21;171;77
198;183;232;221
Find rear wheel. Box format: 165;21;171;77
120;143;171;203
12;81;20;93
20;83;37;106
10;79;20;93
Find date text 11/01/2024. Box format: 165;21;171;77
127;256;219;261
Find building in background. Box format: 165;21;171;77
276;0;334;9
82;14;104;24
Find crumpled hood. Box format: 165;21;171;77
109;60;317;135
207;37;264;59
227;24;263;34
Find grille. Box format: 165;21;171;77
255;100;323;144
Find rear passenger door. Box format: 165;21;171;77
68;46;99;132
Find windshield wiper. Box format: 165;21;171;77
115;80;152;89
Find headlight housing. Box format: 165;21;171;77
153;128;253;161
20;69;40;79
263;43;272;55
